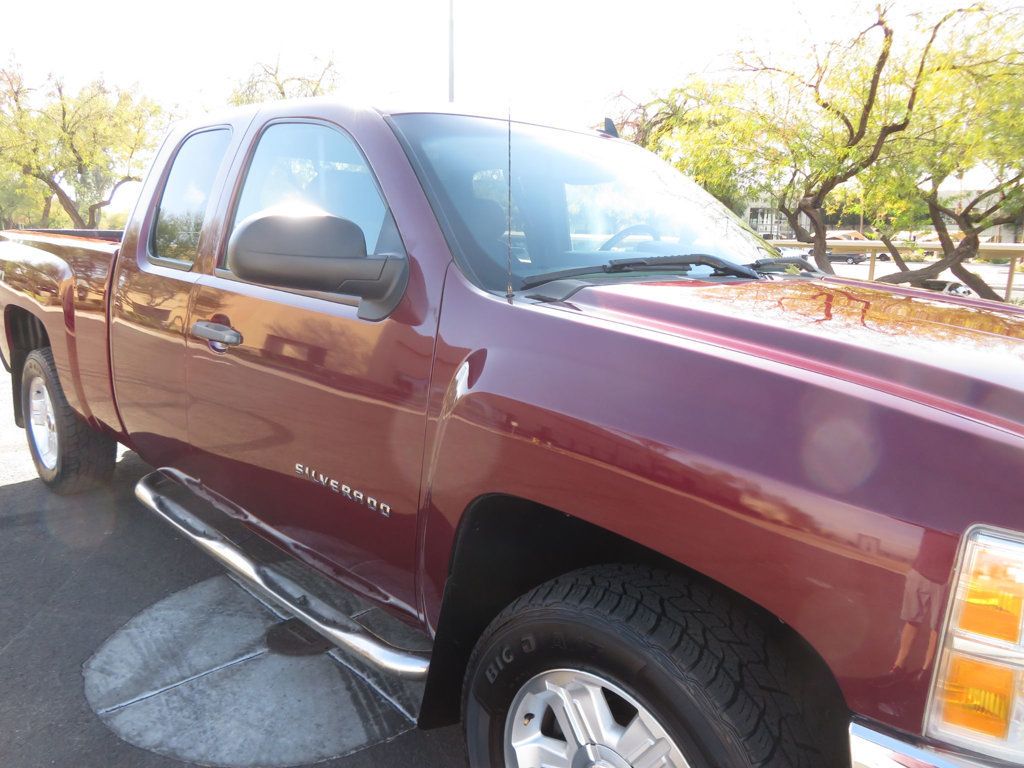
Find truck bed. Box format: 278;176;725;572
17;228;123;243
0;228;124;433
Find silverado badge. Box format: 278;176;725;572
295;463;392;517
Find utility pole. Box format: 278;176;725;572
448;0;455;102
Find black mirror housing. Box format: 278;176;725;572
227;210;407;321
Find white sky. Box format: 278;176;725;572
2;0;963;210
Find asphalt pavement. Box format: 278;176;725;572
0;370;468;768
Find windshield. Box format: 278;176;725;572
391;113;778;291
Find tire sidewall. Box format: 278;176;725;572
21;352;62;484
464;607;752;768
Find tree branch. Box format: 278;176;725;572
848;16;892;147
86;175;138;228
30;170;85;228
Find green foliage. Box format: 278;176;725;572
903;8;1024;227
0;65;164;229
98;208;129;230
0;168;68;229
869;6;1024;298
620;82;788;216
839;161;931;240
619;3;1017;278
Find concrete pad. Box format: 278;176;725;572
101;651;409;767
85;576;277;713
84;576;412;767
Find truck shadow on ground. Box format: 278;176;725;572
0;451;467;768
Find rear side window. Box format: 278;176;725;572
151;129;232;263
229;123;397;260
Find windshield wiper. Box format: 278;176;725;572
747;256;821;274
519;253;762;290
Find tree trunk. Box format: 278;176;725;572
878;233;909;271
39;195;52;228
31;173;86;228
950;258;1002;301
800;202;834;274
779;205;812;243
876;234;979;287
86;176;138;229
876;201;1002;300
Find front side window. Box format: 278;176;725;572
229;123;397;264
152;129;232;263
392;113;777;291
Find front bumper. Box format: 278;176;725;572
850;722;1004;767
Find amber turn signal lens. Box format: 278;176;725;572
939;654;1016;739
957;539;1024;644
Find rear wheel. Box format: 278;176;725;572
463;565;833;768
21;348;116;494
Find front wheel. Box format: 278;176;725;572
21;348;116;494
463;565;832;768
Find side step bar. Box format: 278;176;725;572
135;469;430;680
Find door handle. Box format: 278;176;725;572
191;320;242;348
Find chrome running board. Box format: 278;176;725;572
135;469;430;680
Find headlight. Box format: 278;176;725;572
927;528;1024;761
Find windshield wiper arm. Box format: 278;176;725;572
520;253;762;290
606;253;762;278
747;256;821;274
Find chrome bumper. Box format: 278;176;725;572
850;722;998;767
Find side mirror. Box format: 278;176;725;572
227;210;408;321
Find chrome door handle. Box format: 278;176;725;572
191;320;242;347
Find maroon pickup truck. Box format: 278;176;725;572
2;100;1023;768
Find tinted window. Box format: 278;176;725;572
231;123;392;257
152;129;232;263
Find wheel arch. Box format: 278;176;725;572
4;305;50;427
417;492;850;758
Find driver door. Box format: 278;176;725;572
183;118;432;613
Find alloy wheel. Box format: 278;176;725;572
28;375;58;470
504;668;691;768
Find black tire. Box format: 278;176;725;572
20;348;115;494
463;565;836;768
845;257;856;264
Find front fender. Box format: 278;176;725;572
418;268;1024;736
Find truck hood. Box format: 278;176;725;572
563;278;1024;434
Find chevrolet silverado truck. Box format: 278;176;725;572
1;100;1023;768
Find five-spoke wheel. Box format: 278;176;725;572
27;375;58;470
505;669;688;768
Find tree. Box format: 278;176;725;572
872;9;1024;300
0;169;68;230
838;164;930;271
229;58;339;105
0;65;163;229
619;5;981;273
734;5;975;272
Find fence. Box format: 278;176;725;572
771;240;1023;301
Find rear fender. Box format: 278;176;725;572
0;240;82;418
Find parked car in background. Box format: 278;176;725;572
921;279;974;297
2;100;1024;768
828;251;869;264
